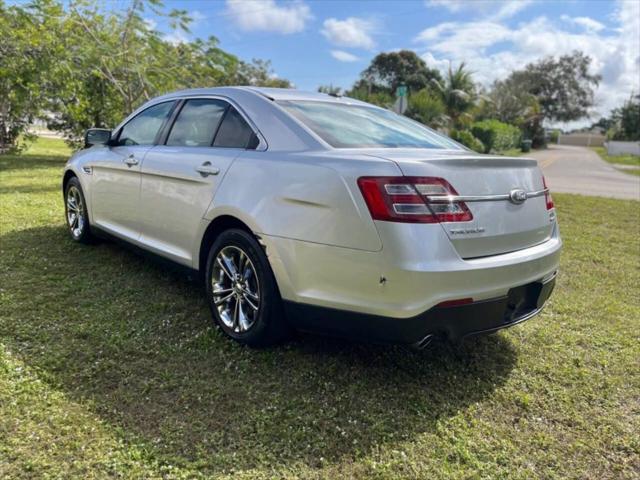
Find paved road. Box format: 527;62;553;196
528;145;639;200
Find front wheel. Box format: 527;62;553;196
64;177;94;244
205;229;289;347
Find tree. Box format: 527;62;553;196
617;94;640;141
505;51;600;123
346;83;394;108
431;62;477;130
48;0;245;146
405;89;446;129
235;59;291;88
357;50;442;96
590;116;615;134
0;0;64;151
604;94;640;141
318;84;342;96
0;0;292;150
478;78;544;146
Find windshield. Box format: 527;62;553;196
278;100;463;150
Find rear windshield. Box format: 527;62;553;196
278;100;462;150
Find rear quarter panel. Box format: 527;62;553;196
205;150;402;252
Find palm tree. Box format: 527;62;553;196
431;62;477;130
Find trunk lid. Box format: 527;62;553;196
363;149;555;258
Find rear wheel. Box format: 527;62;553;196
64;177;94;244
205;229;288;346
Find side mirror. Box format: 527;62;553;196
84;128;111;148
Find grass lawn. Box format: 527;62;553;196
1;138;639;479
20;135;73;157
592;146;640;176
497;148;526;157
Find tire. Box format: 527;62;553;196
64;177;94;244
205;228;289;346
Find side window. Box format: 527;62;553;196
213;107;256;149
166;99;228;147
117;101;175;146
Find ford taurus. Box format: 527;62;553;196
62;87;561;348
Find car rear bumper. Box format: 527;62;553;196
262;221;561;320
284;274;556;345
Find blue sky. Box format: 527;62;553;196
56;1;640;127
144;0;639;128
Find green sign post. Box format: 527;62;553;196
394;85;408;114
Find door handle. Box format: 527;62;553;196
124;155;138;166
195;162;220;177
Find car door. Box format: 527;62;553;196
90;101;176;240
138;98;259;265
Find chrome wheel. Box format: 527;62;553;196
211;246;261;333
66;185;85;238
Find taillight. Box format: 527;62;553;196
542;176;554;210
357;176;473;223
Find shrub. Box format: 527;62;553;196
549;129;560;144
450;129;485;153
471;119;521;153
405;89;447;129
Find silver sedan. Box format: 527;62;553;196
62;87;561;348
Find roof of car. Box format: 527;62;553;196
121;86;379;152
157;86;369;105
241;87;344;102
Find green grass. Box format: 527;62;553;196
592;146;640;176
1;146;639;479
497;148;526;157
22;136;73;157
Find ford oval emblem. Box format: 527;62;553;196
509;189;528;204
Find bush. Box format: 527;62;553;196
471;119;521;153
605;94;640;141
549;129;560;144
450;129;484;153
405;89;446;129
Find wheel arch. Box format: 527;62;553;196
62;167;95;225
198;214;257;274
62;168;77;193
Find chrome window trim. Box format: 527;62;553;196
172;94;268;151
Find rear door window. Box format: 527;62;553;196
166;99;228;147
213;107;256;149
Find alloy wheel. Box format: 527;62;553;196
66;185;85;239
211;245;261;333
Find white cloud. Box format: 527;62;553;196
164;30;190;45
421;51;451;72
143;18;157;31
190;10;206;25
491;0;532;21
425;0;532;20
225;0;312;34
330;50;360;62
321;17;376;49
561;15;605;32
415;1;640;127
415;21;512;54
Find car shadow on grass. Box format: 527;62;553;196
0;225;518;475
0;154;69;172
0;184;61;195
